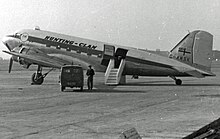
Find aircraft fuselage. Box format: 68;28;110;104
2;29;214;78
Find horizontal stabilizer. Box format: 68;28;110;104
185;70;205;78
173;66;215;78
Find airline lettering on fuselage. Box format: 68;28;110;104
44;36;97;49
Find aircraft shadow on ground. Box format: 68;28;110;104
63;84;145;93
123;83;220;87
121;80;220;87
63;81;220;93
63;89;145;93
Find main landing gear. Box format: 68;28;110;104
31;65;54;85
169;76;182;85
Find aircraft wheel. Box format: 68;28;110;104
31;73;44;85
175;79;182;85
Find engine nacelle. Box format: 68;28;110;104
11;46;31;69
11;55;19;62
18;57;30;69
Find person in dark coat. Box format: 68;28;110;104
86;65;95;90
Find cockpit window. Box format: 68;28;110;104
14;33;21;38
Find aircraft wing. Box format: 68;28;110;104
3;50;64;68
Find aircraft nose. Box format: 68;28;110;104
2;36;9;45
2;35;21;51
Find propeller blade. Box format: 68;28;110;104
9;57;13;73
5;43;11;51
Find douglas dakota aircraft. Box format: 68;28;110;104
2;27;215;85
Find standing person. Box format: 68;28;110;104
86;65;95;90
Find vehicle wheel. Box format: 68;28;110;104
61;86;65;92
31;73;44;85
175;79;182;85
80;86;83;91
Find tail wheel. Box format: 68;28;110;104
32;73;44;85
170;76;182;85
175;79;182;85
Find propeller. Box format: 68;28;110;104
5;43;13;73
4;42;23;73
9;57;13;73
5;43;11;51
3;37;23;73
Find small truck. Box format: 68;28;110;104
60;65;84;91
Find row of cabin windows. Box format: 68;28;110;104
46;44;102;58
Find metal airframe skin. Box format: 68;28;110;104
2;29;215;85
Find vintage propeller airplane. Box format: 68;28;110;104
2;27;215;85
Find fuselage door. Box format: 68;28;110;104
115;48;128;59
114;48;128;68
101;44;115;66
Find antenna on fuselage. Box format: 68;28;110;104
187;30;190;34
33;26;40;30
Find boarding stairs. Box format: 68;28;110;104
105;59;125;85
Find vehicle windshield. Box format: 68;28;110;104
63;68;81;74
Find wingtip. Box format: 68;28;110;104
2;50;11;55
2;50;8;53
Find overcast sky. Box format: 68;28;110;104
0;0;220;59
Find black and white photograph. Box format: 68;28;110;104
0;0;220;138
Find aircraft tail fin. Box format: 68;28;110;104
170;30;213;72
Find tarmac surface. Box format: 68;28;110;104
0;61;220;139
